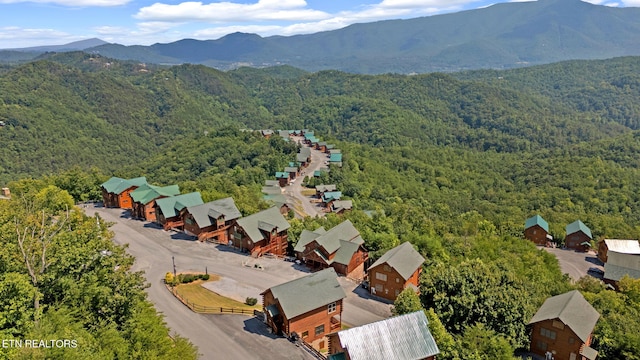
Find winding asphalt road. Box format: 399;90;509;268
284;138;329;218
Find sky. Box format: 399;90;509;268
0;0;635;49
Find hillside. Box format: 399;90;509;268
73;0;640;73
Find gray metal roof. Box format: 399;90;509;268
331;200;353;212
185;197;242;228
284;167;298;173
332;240;361;266
580;345;599;360
604;262;640;282
334;311;440;360
235;207;290;243
316;184;337;193
603;239;640;254
265;180;280;187
369;242;425;281
300;147;311;156
293;228;327;253
266;268;346;320
528;290;599;343
297;153;308;162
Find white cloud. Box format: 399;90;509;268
135;0;330;22
0;0;129;6
0;26;86;48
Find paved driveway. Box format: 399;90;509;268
542;247;603;281
85;205;389;359
284;138;329;218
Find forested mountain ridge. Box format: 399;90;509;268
2;54;640;358
4;0;639;74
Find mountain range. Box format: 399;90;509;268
2;0;640;73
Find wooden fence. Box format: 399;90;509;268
169;286;255;315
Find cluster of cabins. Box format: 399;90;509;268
100;176;290;257
261;268;440;359
524;215;594;252
315;184;353;214
525;214;640;289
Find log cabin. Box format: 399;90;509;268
528;290;599;360
181;197;242;244
155;192;204;231
327;311;440;360
524;214;552;246
294;220;368;281
262;268;346;351
100;176;147;209
130;184;180;221
597;239;640;263
368;242;425;301
232;207;290;257
565;220;593;252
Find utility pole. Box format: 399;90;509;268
172;256;176;277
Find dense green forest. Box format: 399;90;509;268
3;54;640;358
0;180;198;359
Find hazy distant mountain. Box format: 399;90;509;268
7;0;640;73
9;38;109;52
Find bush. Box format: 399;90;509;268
165;272;175;285
178;274;196;284
245;297;258;306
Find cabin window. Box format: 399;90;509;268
396;277;400;283
395;289;400;297
536;341;547;350
374;284;383;293
533;230;537;234
302;331;309;339
568;337;575;344
328;302;336;313
540;327;556;340
375;273;387;281
185;218;193;225
315;325;325;336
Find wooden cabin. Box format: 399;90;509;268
130;184;180;221
565;220;593;251
368;242;424;301
155;192;204;231
100;176;147;209
597;239;640;263
262;268;346;351
524;214;552;246
327;311;440;360
322;191;342;210
181;197;242;244
603;250;640;289
315;184;337;198
276;172;290;187
528;290;600;360
232;207;290;257
330;200;353;214
294;220;368;281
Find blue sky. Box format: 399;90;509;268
0;0;633;49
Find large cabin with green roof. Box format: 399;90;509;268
232;207;290;257
100;176;148;209
181;197;242;244
524;214;551;246
565;220;593;252
261;268;346;352
155;192;204;231
130;184;180;221
295;220;368;281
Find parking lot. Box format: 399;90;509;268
85;204;389;359
542;247;603;281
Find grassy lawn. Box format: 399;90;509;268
300;188;316;196
174;277;261;311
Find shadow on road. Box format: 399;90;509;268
143;222;163;229
170;232;196;241
585;256;602;265
351;284;392;304
243;317;281;340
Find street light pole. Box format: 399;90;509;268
172;256;176;277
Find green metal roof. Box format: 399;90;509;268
293;227;327;253
185;197;242;228
265;268;346;320
566;220;592;239
322;191;342;202
524;214;549;232
275;172;289;179
330;153;343;162
235;207;290;243
155;192;203;218
101;176;147;194
369;242;425;281
528;290;600;343
130;184;180;205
